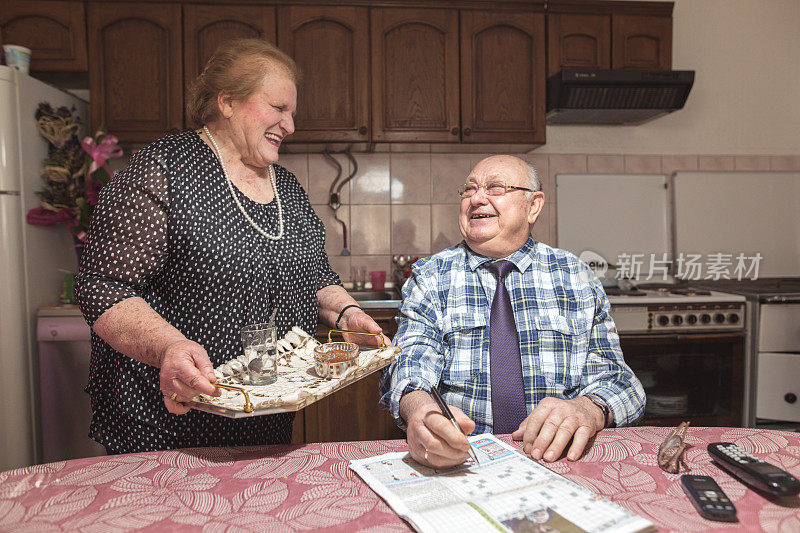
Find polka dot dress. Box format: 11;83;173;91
75;130;340;453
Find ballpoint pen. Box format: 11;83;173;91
429;386;481;465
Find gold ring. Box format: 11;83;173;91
424;448;428;461
170;392;178;401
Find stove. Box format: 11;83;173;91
603;284;747;426
607;285;745;334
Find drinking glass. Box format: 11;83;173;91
241;323;277;385
351;266;366;290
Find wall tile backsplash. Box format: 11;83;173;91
275;152;800;282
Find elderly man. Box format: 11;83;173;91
379;155;644;468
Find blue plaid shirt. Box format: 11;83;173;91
379;238;645;434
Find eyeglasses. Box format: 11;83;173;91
657;421;691;473
458;180;534;199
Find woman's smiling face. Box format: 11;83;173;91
225;70;297;168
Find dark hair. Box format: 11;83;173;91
186;38;300;128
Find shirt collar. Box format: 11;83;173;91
464;237;537;273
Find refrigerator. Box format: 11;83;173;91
0;66;88;470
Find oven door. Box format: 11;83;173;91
620;333;745;426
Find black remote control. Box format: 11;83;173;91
680;475;738;522
708;442;800;497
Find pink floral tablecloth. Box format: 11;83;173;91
1;426;799;532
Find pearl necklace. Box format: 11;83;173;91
203;125;284;241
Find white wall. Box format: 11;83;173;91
538;0;800;155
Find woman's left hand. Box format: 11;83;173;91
341;309;392;348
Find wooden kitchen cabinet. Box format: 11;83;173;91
460;10;546;144
371;8;460;143
87;3;183;143
547;1;673;74
612;14;671;70
0;1;87;71
547;13;611;77
372;7;545;144
183;4;277;120
277;5;370;143
300;308;404;443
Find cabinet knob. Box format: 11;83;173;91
785;393;798;404
359;126;368;135
463;127;472;136
450;127;459;136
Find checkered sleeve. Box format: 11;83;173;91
379;265;446;429
580;278;646;427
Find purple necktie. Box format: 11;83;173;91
485;260;528;434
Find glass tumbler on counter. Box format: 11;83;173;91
241;323;277;385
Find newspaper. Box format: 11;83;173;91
350;433;655;533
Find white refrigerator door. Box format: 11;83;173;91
0;66;22;193
0;194;34;470
0;67;90;469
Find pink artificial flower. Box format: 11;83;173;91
81;132;122;175
26;206;76;226
86;179;104;206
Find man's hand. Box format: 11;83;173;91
340;308;392;348
401;390;476;469
159;339;220;414
511;396;604;462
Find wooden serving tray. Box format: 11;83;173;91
191;346;399;418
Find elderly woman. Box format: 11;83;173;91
76;39;381;453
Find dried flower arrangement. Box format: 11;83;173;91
25;102;122;243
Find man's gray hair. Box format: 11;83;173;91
520;157;542;197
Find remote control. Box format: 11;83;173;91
680;475;737;522
708;442;800;497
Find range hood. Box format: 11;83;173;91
547;69;695;125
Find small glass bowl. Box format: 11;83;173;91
314;342;359;378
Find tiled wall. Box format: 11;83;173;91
277;152;800;282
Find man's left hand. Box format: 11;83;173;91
511;396;604;462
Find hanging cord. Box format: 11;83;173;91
334;150;358;255
324;149;349;255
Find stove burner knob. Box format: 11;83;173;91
727;313;740;324
713;313;726;324
686;314;698;325
672;315;683;326
700;314;712;324
657;315;670;326
786;393;797;404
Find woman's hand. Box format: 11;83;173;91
340;308;392;348
159;339;220;414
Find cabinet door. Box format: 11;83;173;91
183;4;277;119
87;3;183;143
371;8;460;143
0;1;87;71
547;13;611;77
277;6;369;143
460;11;546;144
612;15;672;70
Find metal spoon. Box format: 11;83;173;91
247;355;264;383
268;307;278;330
